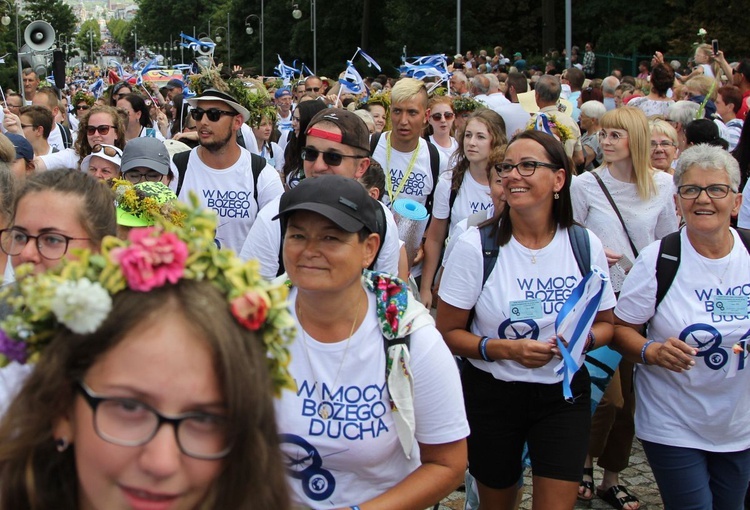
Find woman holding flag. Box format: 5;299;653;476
437;130;616;510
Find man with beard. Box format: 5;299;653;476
173;88;284;252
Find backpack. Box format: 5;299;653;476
369;132;441;215
654;228;750;309
57;122;73;149
276;198;388;277
173;149;267;199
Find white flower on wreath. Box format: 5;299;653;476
697;28;707;37
50;278;113;334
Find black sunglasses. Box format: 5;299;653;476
76;104;91;111
301;147;364;167
305;87;320;92
190;107;237;122
86;125;115;136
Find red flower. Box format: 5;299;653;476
111;227;188;292
230;291;270;330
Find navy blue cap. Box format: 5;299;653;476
5;133;33;161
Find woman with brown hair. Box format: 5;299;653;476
36;106;126;171
420;109;507;308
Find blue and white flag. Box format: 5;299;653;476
88;78;104;98
135;58;160;86
554;265;608;400
356;47;381;72
179;32;214;52
275;55;298;85
109;60;129;81
339;61;366;95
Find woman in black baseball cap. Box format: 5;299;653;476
273;174;469;510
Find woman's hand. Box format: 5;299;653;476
508;339;555;368
644;337;697;372
604;247;623;267
173;131;198;142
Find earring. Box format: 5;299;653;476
554;192;560;200
55;437;70;452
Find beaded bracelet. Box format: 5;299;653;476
584;330;596;353
641;339;656;365
479;336;494;362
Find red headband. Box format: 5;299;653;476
306;127;343;143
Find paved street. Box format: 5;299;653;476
438;438;663;509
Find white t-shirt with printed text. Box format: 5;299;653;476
439;225;616;384
372;134;443;207
275;288;469;509
176;147;284;253
432;171;493;236
615;228;750;452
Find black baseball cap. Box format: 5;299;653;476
306;108;371;154
274;174;378;233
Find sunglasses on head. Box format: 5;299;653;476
431;112;455;121
190;107;237;122
91;144;122;157
301;147;364;167
87;125;115;136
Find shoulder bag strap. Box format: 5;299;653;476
592;171;640;258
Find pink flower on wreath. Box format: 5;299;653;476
230;291;270;330
111;227;188;292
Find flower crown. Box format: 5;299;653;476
0;194;296;395
451;96;485;114
112;179;186;227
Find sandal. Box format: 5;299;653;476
596;484;641;510
578;467;595;501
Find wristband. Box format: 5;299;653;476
479;336;494;362
641;339;656;365
584;330;596;353
351;506;361;510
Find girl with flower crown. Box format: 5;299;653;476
0;195;294;510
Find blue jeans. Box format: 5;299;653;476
642;440;750;510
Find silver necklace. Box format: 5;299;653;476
297;296;362;419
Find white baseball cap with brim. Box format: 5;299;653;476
517;90;573;116
186;88;250;123
80;144;123;172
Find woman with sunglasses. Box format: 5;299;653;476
35;106;126;172
425;96;459;170
570;107;678;509
0;198;292;510
72;91;95;119
612;144;750;510
437;130;616;510
108;81;133;107
420;109;506;308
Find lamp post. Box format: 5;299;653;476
292;0;315;75
1;0;21;96
245;12;263;76
131;30;137;60
213;26;228;68
88;31;93;65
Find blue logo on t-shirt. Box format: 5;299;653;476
279;434;336;501
497;318;540;341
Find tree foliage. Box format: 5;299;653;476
76;19;102;61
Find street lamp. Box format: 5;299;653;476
131;30;137;60
213;26;228;68
88;31;93;64
291;0;315;74
245;12;264;76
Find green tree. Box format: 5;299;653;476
23;0;76;42
76;19;101;62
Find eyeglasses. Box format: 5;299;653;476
495;161;559;177
598;131;628;143
6;103;21;109
190;107;237;122
301;147;364;166
677;184;735;200
431;112;455;121
650;140;676;150
91;144;122;158
76;104;91;111
305;87;320;92
123;170;164;184
76;381;231;460
87;125;115;136
0;228;90;260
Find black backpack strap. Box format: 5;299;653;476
369;200;387;270
466;223;500;329
736;227;750;253
424;141;441;216
447;186;458;227
568;224;592;277
236;128;246;149
655;231;682;310
369;131;382;156
173;150;192;197
58;122;73;149
249;153;266;202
